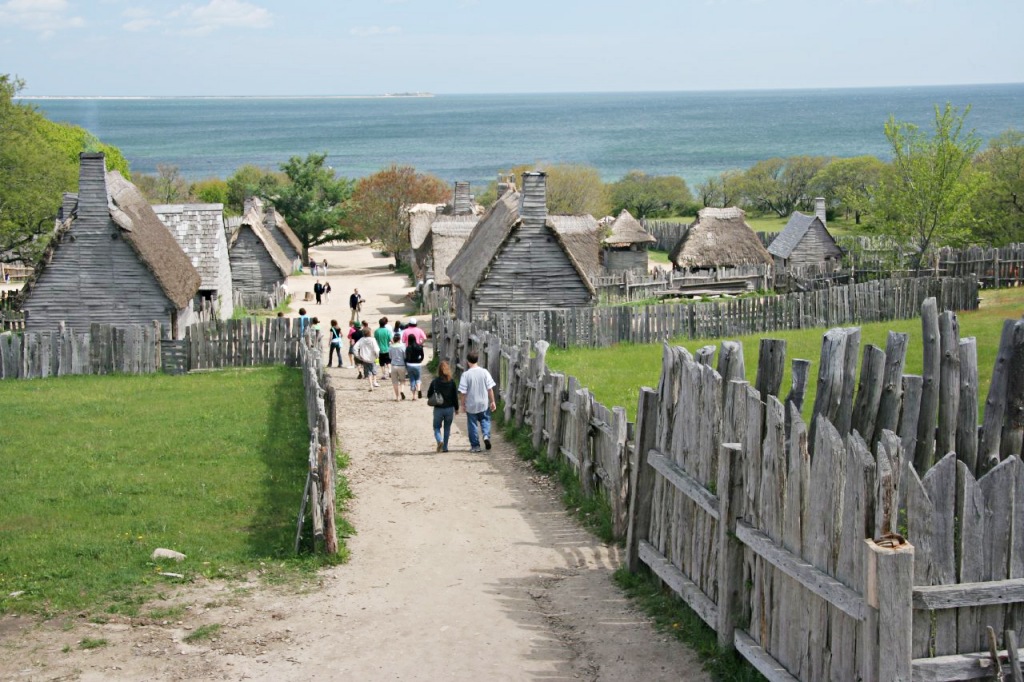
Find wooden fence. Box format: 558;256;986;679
0;317;306;379
591;265;771;302
436;297;1024;680
482;276;979;349
233;283;288;311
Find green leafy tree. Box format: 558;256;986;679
344;164;450;267
226;164;287;215
191;177;230;206
609;171;693;218
873;104;981;261
739;156;831;217
811;155;886;224
264;153;354;259
971;129;1024;245
484;163;609;216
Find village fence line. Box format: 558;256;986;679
481;275;978;350
435;297;1024;681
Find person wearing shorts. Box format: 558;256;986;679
374;317;392;380
389;333;407;400
353;333;380;391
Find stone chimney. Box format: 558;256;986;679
453;181;472;216
519;172;547;227
814;197;827;225
496;173;517;199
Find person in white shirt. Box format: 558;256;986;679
458;350;496;453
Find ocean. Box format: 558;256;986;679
23;84;1024;188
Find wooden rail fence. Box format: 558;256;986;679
482;275;978;349
436;297;1024;681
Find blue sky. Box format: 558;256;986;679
1;0;1022;96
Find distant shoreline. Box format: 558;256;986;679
16;93;435;101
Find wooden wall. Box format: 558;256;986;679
230;228;284;296
603;248;648;274
784;220;842;267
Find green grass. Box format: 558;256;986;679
0;367;347;617
183;623;222;643
648;249;672;265
548;288;1024;422
78;637;108;650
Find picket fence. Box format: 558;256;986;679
483;276;979;350
0;317;306;379
435;298;1024;681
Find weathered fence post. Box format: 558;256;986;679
915;297;941;473
864;537;914;682
625;387;658;574
716;442;744;650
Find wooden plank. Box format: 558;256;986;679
785;358;811;416
638;540;718;628
734;629;800;682
956;338;980;475
735;521;867;621
625;388;659;573
979;320;1017;472
851;344;886;444
1001;319;1024;459
865;537;915;682
716;442;744;650
900;375;924;461
647;448;720;520
810;327;852;444
916;297;941;473
911;649;1024;681
755;339;787;399
913;578;1024;610
936;310;961;458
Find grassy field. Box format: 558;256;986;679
548;288;1024;422
0;367;345;617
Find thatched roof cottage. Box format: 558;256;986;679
447;172;599;319
602;209;656;273
429;215;478;286
768;198;843;269
264;205;304;265
227;197;292;296
153;203;234;319
669;207;773;270
410;181;475;282
21;153;202;337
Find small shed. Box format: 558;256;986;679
264;206;304;267
447;172;598;319
227;197;291;297
429;215;478;286
767;208;843;270
153;203;234;319
669;207;773;270
601;209;656;273
21;152;202;337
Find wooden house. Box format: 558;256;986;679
429;215;478;287
768;199;843;269
21;153;202;337
153;202;234;319
264;205;303;267
602;209;656;273
409;203;440;282
410;181;475;282
669;207;773;271
447;172;598;319
227;197;291;297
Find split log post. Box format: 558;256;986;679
1000;320;1024;460
754;339;787;400
915;297;941;473
955;338;979;474
936;310;961;458
873;332;909;448
979;319;1017;474
716;442;744;650
625;387;659;573
864;536;914;682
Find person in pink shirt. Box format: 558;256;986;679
401;318;427;346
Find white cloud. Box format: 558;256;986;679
350;25;402;37
173;0;271;35
0;0;85;38
121;6;159;31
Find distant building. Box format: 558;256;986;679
447;172;599;319
601;209;657;273
409;181;475;282
669;207;773;271
21;153;202;337
264;205;304;266
768;198;843;270
153;203;234;319
226;197;292;297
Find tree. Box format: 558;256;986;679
226;164;286;215
134;164;190;204
739;156;831;217
694;170;744;209
344;164;450;267
543;163;609;216
971;129;1024;245
609;171;693;218
264;153;354;260
191;177;230;206
811;155;885;224
873;104;981;261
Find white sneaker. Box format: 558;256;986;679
373;381;380;387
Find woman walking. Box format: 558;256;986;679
426;361;458;452
328;319;344;367
405;334;425;400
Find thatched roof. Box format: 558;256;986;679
446;190;598;296
669;207;772;269
549;215;601;281
152;203;230;291
105;171;202;308
228;197;292;277
767;211;842;259
603;209;656;247
408;203;439;251
430;215;478;285
264;206;303;260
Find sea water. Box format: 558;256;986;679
24;84;1024;187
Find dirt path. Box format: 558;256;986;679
0;243;707;681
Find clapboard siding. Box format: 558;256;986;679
231;227;285;296
604;248;648;273
787;222;842;266
473;223;593;314
154;204;234;319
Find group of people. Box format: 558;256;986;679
309;258;329;276
312;280;331;304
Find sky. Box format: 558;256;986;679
1;0;1022;96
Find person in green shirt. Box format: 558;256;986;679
374;317;393;380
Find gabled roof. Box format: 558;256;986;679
603;209;656;247
152;203;230;290
264;206;303;257
669;207;773;269
430;215;478;285
227;197;292;277
105;171;202;308
446;190;597;296
767;211;841;259
408;203;439;251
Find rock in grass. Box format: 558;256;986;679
152;548;186;562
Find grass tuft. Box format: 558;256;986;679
183;623;222;643
78;637;108;650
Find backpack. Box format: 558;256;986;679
406;337;424;364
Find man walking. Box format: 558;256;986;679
374;317;392;380
349;288;363;324
458;351;496;453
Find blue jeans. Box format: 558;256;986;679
407;364;422;391
466;410;491;449
433;406;455;450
